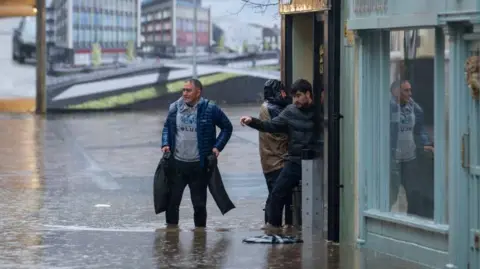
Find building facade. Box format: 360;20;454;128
261;24;280;51
212;19;263;54
279;0;480;268
46;6;55;45
346;0;480;268
279;0;348;245
51;0;141;65
141;0;211;57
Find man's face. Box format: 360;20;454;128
182;81;201;105
292;91;312;108
393;81;412;104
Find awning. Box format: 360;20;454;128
0;0;37;17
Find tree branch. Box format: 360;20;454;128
232;0;278;14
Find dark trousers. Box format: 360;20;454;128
390;158;434;219
166;160;208;227
264;168;293;225
267;161;302;227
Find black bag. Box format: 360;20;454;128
206;154;235;215
153;152;173;214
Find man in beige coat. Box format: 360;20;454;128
258;79;292;228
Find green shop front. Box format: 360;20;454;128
348;1;480;268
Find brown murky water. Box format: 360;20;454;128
0;111;430;268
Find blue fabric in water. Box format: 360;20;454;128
242;234;303;244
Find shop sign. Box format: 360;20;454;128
279;0;328;14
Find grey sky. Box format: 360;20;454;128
203;0;280;27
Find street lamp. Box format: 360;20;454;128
192;0;198;78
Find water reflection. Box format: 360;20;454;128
266;244;301;269
389;44;436;219
153;229;231;268
0;115;45;266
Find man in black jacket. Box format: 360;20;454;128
240;79;318;230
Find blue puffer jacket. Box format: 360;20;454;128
161;97;233;167
390;97;432;158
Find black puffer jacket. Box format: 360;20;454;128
248;104;318;163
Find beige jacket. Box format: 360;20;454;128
258;103;288;173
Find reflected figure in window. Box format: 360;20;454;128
390;80;434;218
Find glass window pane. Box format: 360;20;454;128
389;28;435;220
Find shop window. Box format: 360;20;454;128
358;28;448;228
389;29;435;220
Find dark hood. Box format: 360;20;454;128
263;79;292;108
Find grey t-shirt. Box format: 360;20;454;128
174;103;200;162
392;102;417;162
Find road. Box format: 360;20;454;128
0;18;36;99
51;62;279;102
0;16;279;101
0;106;429;269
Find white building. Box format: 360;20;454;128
213;18;263;54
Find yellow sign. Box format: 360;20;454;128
279;0;328;14
344;21;355;46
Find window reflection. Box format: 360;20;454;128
389;29;435;219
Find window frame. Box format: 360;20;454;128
356;28;449;244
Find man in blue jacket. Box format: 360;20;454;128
390;79;434;218
161;78;233;228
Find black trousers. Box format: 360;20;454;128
390;157;434;219
267;161;302;227
166;160;208;227
264;168;293;225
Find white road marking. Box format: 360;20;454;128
42;225;155;233
94;204;111;208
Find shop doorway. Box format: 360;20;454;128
284;7;342;242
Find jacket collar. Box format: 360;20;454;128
176;97;207;112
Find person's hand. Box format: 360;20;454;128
424;145;434;153
212;148;220;158
162;146;170;153
240;116;252;126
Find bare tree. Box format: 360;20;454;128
235;0;278;14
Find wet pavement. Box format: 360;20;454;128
0;106;431;268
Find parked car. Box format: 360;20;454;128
12;16;36;64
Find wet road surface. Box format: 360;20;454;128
0;106;430;268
